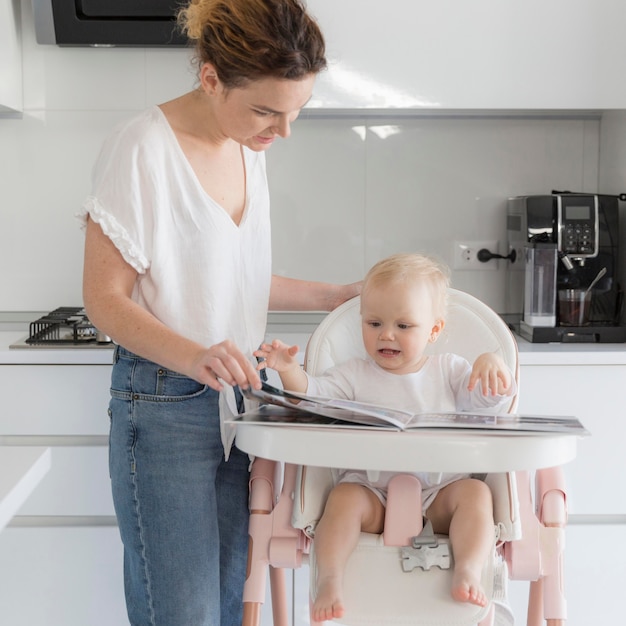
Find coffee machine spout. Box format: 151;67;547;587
559;251;574;271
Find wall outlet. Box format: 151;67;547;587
453;240;499;270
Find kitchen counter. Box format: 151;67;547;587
2;328;626;366
0;331;114;365
514;334;626;365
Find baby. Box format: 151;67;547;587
255;253;516;622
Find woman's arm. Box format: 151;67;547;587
82;218;261;391
269;275;361;312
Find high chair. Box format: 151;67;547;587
238;289;574;626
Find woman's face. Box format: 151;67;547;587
203;65;316;151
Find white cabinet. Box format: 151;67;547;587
511;359;626;625
506;525;626;625
0;0;23;115
0;351;279;626
0;365;112;436
307;0;626;111
518;363;626;515
0;527;127;626
0;359;126;626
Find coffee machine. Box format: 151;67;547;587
507;192;626;342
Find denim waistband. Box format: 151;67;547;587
113;344;146;364
111;344;245;410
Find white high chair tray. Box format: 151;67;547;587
235;424;578;473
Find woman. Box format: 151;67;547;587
80;1;359;624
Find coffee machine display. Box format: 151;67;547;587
507;192;625;343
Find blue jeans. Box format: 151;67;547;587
109;346;250;626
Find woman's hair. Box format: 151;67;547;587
177;0;327;88
362;253;451;320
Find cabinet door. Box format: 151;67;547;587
0;365;112;435
0;527;128;626
0;0;22;114
307;0;626;110
506;524;626;625
13;445;114;516
0;526;290;626
518;364;626;515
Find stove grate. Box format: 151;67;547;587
27;307;104;345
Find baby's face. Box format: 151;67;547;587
360;281;443;375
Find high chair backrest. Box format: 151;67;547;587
305;288;519;413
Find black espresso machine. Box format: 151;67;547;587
507;192;626;342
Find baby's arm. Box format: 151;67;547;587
468;352;513;396
254;340;308;393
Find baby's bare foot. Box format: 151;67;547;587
312;575;345;622
451;567;488;607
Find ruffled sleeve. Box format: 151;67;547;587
78;108;160;274
78;196;149;273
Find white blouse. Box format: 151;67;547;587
79;106;272;451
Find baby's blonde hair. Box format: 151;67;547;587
362;253;450;320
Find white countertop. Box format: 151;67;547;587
514;335;626;365
1;329;626;366
0;331;115;365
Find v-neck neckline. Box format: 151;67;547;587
155;105;248;227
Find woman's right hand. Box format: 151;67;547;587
189;339;263;392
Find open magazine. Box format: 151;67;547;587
233;383;590;436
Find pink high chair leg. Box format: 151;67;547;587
269;566;289;626
504;469;567;626
529;510;566;626
243;460;308;626
522;467;567;626
528;576;565;626
243;458;277;626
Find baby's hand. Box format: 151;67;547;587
254;340;300;374
468;352;512;396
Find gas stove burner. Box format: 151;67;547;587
26;307;111;345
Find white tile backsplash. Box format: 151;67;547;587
266;118;366;284
145;48;198;105
2;0;622;315
267;115;600;312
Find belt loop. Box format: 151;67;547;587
113;344;120;364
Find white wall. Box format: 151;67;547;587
0;0;607;314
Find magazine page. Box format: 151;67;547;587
405;412;590;435
242;383;411;428
240;384;589;435
231;403;398;430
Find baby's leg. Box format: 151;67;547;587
312;482;385;622
425;478;494;607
